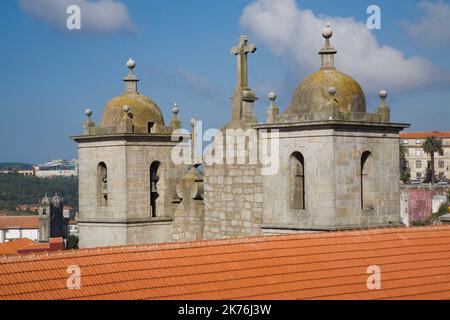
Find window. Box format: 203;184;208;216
150;161;161;218
439;161;445;169
290;152;305;210
415;150;421;157
403;140;409;144
416;139;422;144
97;162;108;207
416;160;422;169
417;172;422;179
439;150;444;156
361;151;375;210
148;122;155;133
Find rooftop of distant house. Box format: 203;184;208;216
0;238;64;257
1;226;450;300
0;216;39;230
400;132;450;139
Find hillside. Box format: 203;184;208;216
0;163;35;170
0;173;78;211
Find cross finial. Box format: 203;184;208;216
231;35;257;91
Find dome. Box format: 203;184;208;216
284;23;366;119
100;94;165;132
288;68;366;115
99;58;166;133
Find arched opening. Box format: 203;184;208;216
150;161;161;218
361;151;375;210
290;152;305;210
97;162;108;207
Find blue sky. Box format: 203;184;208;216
0;0;449;164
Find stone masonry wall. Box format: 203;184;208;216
203;164;263;239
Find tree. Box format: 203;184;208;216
422;136;444;185
67;235;79;250
399;142;410;183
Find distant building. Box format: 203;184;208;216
400;132;450;181
0;169;35;176
38;194;69;243
0;216;39;243
34;160;78;177
68;220;79;236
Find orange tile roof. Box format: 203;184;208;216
1;226;450;300
400;132;450;139
0;239;36;257
0;216;39;230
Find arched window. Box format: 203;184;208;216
290;152;305;210
150;161;161;218
361;151;375;210
97;162;108;207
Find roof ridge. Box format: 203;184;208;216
2;225;449;264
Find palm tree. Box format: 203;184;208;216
422;136;444;185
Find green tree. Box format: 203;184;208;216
67;235;79;250
422;137;444;185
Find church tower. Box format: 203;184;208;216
256;24;410;233
73;59;188;248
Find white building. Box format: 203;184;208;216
0;216;39;243
401;132;450;181
34;159;78;177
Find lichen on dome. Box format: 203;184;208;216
99;58;166;134
281;23;367;122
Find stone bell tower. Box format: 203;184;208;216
72;59;189;248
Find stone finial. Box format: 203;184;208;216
267;92;279;124
326;87;340;120
379;90;388;100
123;58;139;95
122;105;130;114
376;89;390;122
319;23;337;69
84;108;95;135
126;58;136;71
322;22;333;39
170;103;182;131
119;105;134;133
328;86;337;97
172;103;180;115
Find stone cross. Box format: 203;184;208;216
231;35;257;91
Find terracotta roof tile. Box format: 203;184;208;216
0;216;39;230
1;226;450;300
400;132;450;139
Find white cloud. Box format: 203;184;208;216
240;0;449;93
19;0;135;34
403;1;450;46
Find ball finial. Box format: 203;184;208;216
328;87;337;96
126;58;136;69
268;92;277;101
190;118;196;127
85;109;93;117
322;22;333;39
172;103;180;115
122;105;130;113
379;90;388;100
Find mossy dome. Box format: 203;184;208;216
285;23;366;117
288;68;366;115
100;59;166;133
